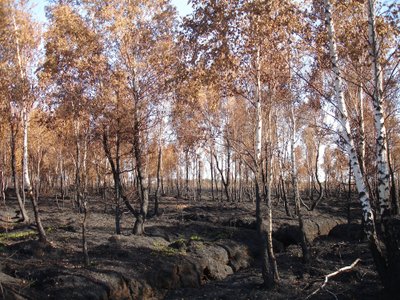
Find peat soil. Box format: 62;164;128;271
0;193;386;299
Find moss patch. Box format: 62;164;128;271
0;230;37;243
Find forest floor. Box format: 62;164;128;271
0;192;387;299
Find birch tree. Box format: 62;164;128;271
324;0;400;293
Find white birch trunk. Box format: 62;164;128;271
13;12;32;197
254;42;274;288
324;0;377;240
357;84;366;174
22;106;31;190
255;49;262;167
367;0;390;218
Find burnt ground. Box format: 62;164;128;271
0;193;387;299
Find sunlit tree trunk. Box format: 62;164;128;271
74;119;82;212
265;110;279;280
21;106;30;205
81;129;89;264
0;146;7;206
176;164;181;198
209;144;215;201
184;148;189;198
197;158;202;201
357;84;366;174
367;0;390;219
366;0;400;293
154;140;162;215
325;0;388;285
254;43;274;289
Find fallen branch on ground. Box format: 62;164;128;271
306;258;361;299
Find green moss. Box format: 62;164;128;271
189;235;202;241
152;241;185;256
0;230;37;241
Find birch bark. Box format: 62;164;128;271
324;0;387;280
254;43;275;288
367;0;390;218
325;0;377;239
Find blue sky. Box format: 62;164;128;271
30;0;192;23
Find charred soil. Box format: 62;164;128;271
0;194;385;299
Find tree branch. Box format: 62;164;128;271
306;258;361;299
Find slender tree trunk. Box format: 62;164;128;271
10;119;29;222
154;142;162;216
0;149;6;206
82;200;89;266
290;103;310;263
74;120;82;212
21;106;31;206
347;161;352;224
176;165;181;198
198;159;202;201
367;1;400;293
287;46;310;262
254;42;275;289
367;0;391;220
185;149;189;198
388;151;398;215
214;153;230;202
81;131;89;264
132;108;148;235
210;146;215;202
102;128;122;234
325;0;389;287
28;147;47;243
265;117;279;281
311;140;324;210
357;84;366;174
238;160;243;202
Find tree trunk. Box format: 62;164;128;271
74;120;82;212
10;119;30;223
185;149;189;198
214;153;230;202
154;142;162;216
265;122;279;281
254;42;275;289
198;158;202;201
21;106;31;206
287;46;310;262
347;161;352;224
210;146;215;202
325;0;391;289
357;84;366;174
388;151;398;215
102;128;123;234
82;200;89;266
366;0;400;293
311;140;324;210
176;165;181;198
290;103;310;263
0;149;6;206
367;0;391;220
132;106;148;235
